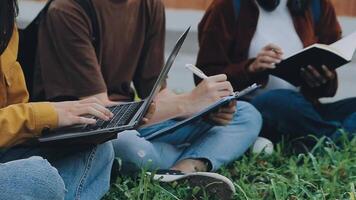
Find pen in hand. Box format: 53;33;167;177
185;64;235;96
185;64;209;79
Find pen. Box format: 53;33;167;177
185;64;209;79
186;64;236;96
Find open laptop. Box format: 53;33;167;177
36;27;191;145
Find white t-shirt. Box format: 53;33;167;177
248;0;303;96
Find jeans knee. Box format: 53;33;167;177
0;156;65;200
31;157;66;199
235;101;262;138
112;132;159;172
96;141;115;166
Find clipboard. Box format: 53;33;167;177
144;84;260;141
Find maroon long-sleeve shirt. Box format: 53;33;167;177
196;0;342;103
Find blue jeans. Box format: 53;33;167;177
112;101;262;173
251;89;356;141
0;142;114;200
0;156;65;200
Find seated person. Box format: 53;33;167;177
0;1;115;199
196;0;356;143
33;0;262;196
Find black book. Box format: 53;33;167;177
270;31;356;86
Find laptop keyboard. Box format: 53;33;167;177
85;101;144;131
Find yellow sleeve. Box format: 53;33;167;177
0;102;58;148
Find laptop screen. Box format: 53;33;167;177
139;27;191;116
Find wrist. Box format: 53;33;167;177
176;93;196;117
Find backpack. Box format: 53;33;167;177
18;0;100;98
232;0;321;25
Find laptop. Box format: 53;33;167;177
36;27;191;145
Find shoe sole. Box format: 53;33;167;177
152;172;235;200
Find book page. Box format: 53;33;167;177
330;31;356;61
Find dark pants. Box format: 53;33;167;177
251;89;356;142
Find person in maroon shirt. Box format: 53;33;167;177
197;0;356;144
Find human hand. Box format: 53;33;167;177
52;97;114;128
248;44;283;73
208;100;237;126
186;74;233;116
300;65;336;88
82;92;119;107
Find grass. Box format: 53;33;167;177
104;136;356;200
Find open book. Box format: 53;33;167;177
271;31;356;86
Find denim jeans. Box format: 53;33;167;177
112;101;262;173
0;156;65;200
251;89;356;141
0;142;114;200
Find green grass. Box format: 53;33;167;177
104;136;356;200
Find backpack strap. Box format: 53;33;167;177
74;0;100;58
311;0;321;26
233;0;241;19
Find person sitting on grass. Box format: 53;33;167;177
0;0;118;199
32;0;263;198
196;0;356;147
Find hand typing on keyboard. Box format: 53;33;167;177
81;93;156;130
52;97;114;128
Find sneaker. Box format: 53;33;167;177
150;170;235;199
252;137;274;155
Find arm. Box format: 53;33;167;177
196;3;268;91
146;75;234;125
0;103;57;148
301;0;342;98
133;0;166;98
0;28;114;149
0;98;116;149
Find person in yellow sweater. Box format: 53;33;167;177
0;1;117;199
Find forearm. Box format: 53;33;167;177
0;103;58;148
146;90;192;125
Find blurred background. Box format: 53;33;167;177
162;0;356;103
18;0;356;101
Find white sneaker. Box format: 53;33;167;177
149;170;235;199
252;137;274;155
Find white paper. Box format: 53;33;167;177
331;30;356;61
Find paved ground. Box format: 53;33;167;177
165;10;356;102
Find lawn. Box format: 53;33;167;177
105;136;356;200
